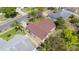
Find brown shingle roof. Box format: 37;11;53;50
27;18;55;40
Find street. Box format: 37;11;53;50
0;15;28;32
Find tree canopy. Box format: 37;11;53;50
0;7;17;18
37;36;66;51
70;15;79;27
55;17;65;29
35;7;45;11
63;28;78;49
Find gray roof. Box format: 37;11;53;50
48;9;73;19
0;39;8;50
8;35;34;51
0;39;7;46
0;35;35;51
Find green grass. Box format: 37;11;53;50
0;27;25;41
22;8;33;13
29;18;41;24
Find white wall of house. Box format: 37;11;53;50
41;27;55;43
50;26;56;32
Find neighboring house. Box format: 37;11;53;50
27;18;55;42
48;9;73;20
62;7;79;15
8;35;35;51
0;39;9;51
0;35;35;51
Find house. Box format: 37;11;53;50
8;35;35;51
62;7;79;15
27;18;55;42
48;9;73;20
0;35;35;51
0;39;9;51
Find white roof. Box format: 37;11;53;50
0;35;35;51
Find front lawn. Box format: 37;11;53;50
0;27;25;41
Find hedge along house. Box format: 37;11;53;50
27;18;56;43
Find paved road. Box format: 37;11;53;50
0;15;28;32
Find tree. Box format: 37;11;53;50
29;18;34;22
69;14;75;19
63;28;78;42
37;36;66;51
63;28;78;50
29;10;36;17
70;16;79;23
70;15;79;27
55;17;65;29
0;7;17;18
36;7;45;11
71;35;78;44
29;8;43;18
47;7;59;13
66;42;72;49
63;29;73;41
13;21;23;31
